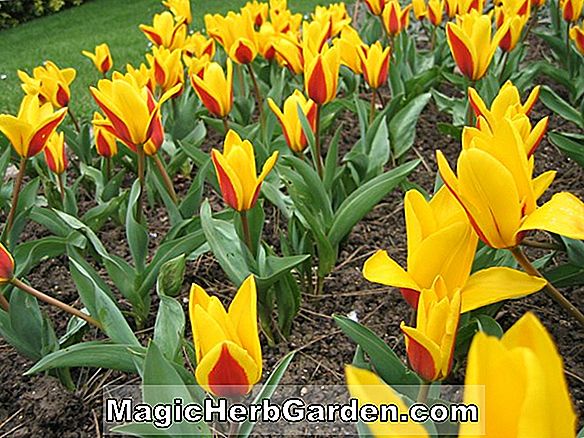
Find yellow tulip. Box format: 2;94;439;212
257;22;278;61
304;44;341;105
437;117;584;249
312;3;352;38
382;0;412;36
146;46;184;96
495;0;531;27
189;275;262;397
345;365;430;437
561;0;584;21
446;11;509;81
190;60;233;118
92;112;118;158
122;63;155;93
0;94;67;158
334;26;366;74
427;0;444;25
570;22;584;54
18;61;76;109
269;1;302;33
205;11;258;64
82;43;113;75
499;14;529;52
444;0;458;17
139;11;187;50
186;54;212;78
162;0;192;24
268;90;317;153
242;0;269;27
90;75;179;151
182;32;215;59
457;0;485;14
412;0;428;21
211;130;278;212
459;313;577;437
358;42;391;90
364;0;389;15
363;187;546;311
44;132;67;175
273;35;304;75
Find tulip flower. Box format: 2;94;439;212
268;90;317;154
139;11;187;50
363;0;389;15
495;0;531;27
205;11;258;64
0;243;15;284
146;47;184;97
358;42;391;90
499;14;528;52
44;132;67;175
459;313;577;437
561;0;583;22
457;0;485;14
82;43;113;75
345;365;430;436
570;22;584;54
304;44;341;106
273;35;304;75
444;0;458;17
437;118;584;249
162;0;192;24
257;22;278;61
312;3;352;38
446;11;509;81
269;3;302;34
412;0;427;21
92;112;118;158
186;54;211;78
381;0;412;36
190;59;233;121
182;32;215;59
123;63;155;93
242;0;269;27
18;61;76;109
401;277;461;382
211;130;278;213
334;26;366;75
302;19;331;59
189;275;262;397
363;187;546;310
427;0;444;25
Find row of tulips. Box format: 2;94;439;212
0;0;582;435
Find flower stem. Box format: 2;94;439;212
57;172;66;202
0;293;9;311
68;107;81;134
417;382;430;404
498;51;509;83
246;63;264;122
152;154;178;204
11;277;102;329
521;238;562;251
136;144;146;223
240;210;253;253
104;156;111;181
510;246;584;327
314;104;324;178
4;156;27;241
222;117;230;133
369;90;377;124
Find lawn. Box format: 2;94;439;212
0;0;331;116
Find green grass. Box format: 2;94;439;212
0;0;330;116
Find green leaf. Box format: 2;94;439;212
26;342;145;375
366;116;390;179
389;93;431;159
539;86;584;129
126;181;149;273
548;132;584;168
545;263;584;287
14;234;85;277
153;295;185;362
156;254;186;297
475;315;503;338
9;289;44;360
328;160;420;246
334;315;421;399
257;253;310;290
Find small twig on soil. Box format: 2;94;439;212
300;307;333;320
0;407;23;431
92;409;102;438
300;351;343;380
334;245;369;271
565;368;584;385
0;421;29;438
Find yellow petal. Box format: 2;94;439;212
362;250;418;290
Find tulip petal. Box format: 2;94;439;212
211;149;243;211
532;170;556;201
401;323;441;381
28;108;68;157
446;23;475;79
363;250;418;290
460;267;546;313
0;115;29;156
192;304;229;361
0;243;14;282
518;192;584;241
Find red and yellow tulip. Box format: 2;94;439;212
427;0;445;25
163;0;192;24
82;43;113;75
381;0;412;36
312;3;351;38
358;42;391;90
18;61;76;109
92;112;118;158
205;11;259;64
273;35;304;75
146;46;184;97
211;130;278;212
561;0;583;22
268;90;317;153
0;94;67;159
190;60;233;118
44;132;68;175
139;11;187;50
459;313;577;437
334;26;365;75
0;243;14;284
364;0;389;15
242;1;269;27
304;45;341;105
446;11;509;81
412;0;428;21
570;22;584;53
182;32;215;59
189;275;262;397
499;14;529;52
123;63;155;92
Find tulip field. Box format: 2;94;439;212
1;0;584;435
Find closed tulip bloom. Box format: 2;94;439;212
82;43;113;75
364;0;389;15
358;42;391;90
444;0;458;17
182;32;215;59
191;60;233;118
18;61;76;109
457;0;485;14
44;132;67;175
561;0;584;22
427;0;445;25
304;45;341;105
345;365;430;437
147;47;184;96
122;63;155;93
162;0;192;24
412;0;428;21
401;277;461;382
495;0;531;27
570;22;584;53
364;187;546;310
268;90;317;153
459;313;577;437
0;243;14;284
334;26;366;74
446;11;509;81
382;0;412;36
0;94;67;159
205;11;258;64
499;14;528;52
92;112;118;158
242;0;269;26
140;12;187;50
257;22;278;61
273;35;304;75
189;275;262;397
437;118;584;249
312;3;352;38
212;131;278;212
90;76;179;151
186;54;211;78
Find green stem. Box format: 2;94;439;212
57;172;66;202
0;293;9;311
136;144;146;223
240;210;253;253
417;382;430;404
369;90;377;124
4;156;27;241
246;63;264;122
498;51;509;83
222;117;230;133
105;156;111;181
152;154;178;204
314;104;324;178
68;107;81;134
510;246;584;327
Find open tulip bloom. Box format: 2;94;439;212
82;43;113;75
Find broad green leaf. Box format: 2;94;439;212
389;93;431;159
548;132;584;168
153;295;185;362
126;181;149;273
539;86;583;129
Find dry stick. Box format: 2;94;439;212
136;144;146;223
68;107;81;134
4;156;27;241
152;154;178;204
246;63;264;121
10;277;102;329
240;210;253;252
521;238;562;251
314;104;324;178
352;0;361;21
510;246;584;327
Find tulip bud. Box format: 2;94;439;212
570;23;584;54
364;0;389;15
268;90;317;153
381;1;412;36
0;243;14;284
412;0;427;21
17;61;76;109
44;132;68;175
190;60;233;118
561;0;583;22
147;46;184;97
358;42;391;90
162;0;192;25
140;12;187;50
82;43;113;75
92;112;118;158
304;45;341;105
